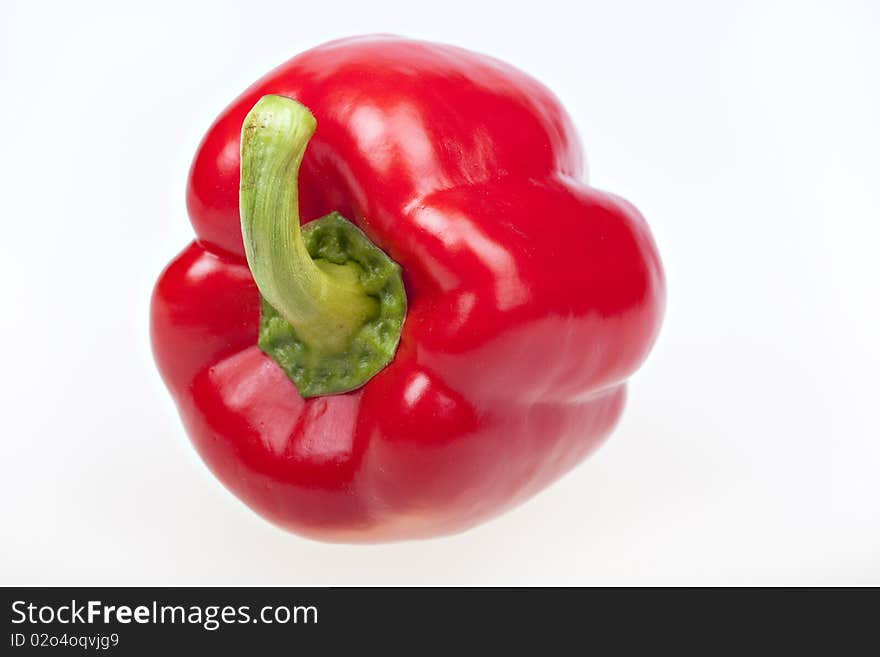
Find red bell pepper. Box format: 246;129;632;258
151;36;665;542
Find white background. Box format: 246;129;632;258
2;0;878;585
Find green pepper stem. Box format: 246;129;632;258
240;95;377;353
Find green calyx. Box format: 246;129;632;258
240;95;406;397
258;212;406;397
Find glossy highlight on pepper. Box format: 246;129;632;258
151;35;665;542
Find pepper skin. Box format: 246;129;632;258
151;36;665;542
